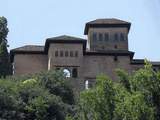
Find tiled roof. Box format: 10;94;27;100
131;59;160;66
45;35;87;52
86;18;130;24
47;35;86;41
131;59;144;64
84;18;131;35
11;45;44;52
85;50;135;58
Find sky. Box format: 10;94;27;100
0;0;160;61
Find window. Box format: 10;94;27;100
65;51;68;57
55;51;58;57
75;51;78;57
114;33;118;41
63;69;71;78
99;33;103;41
114;45;118;49
93;32;97;41
60;51;63;57
72;68;78;78
101;46;105;50
114;56;118;61
70;51;73;57
120;33;125;41
104;33;109;41
85;80;89;89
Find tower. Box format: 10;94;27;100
84;18;131;51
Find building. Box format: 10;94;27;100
10;18;160;92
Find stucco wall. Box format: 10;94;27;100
13;54;48;75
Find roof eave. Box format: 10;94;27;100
84;23;131;35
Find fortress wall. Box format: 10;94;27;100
13;54;48;75
82;55;131;81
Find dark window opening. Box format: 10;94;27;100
65;51;68;57
60;51;63;57
99;33;103;41
55;51;58;57
104;33;109;41
70;51;73;57
114;56;118;61
72;68;78;78
114;33;118;41
75;51;78;57
102;46;105;50
120;33;125;41
114;45;118;49
93;32;97;41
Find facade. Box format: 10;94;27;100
10;18;160;92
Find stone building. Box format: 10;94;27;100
10;18;160;91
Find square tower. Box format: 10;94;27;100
84;18;131;51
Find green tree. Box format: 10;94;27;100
113;84;154;120
0;70;75;120
0;16;11;78
71;61;157;120
78;75;115;120
116;60;160;119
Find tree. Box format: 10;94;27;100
0;70;75;120
70;61;157;120
0;16;11;78
115;60;159;120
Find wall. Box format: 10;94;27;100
13;54;48;75
82;55;131;80
88;27;128;51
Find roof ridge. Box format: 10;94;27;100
47;35;86;40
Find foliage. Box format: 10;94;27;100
36;70;75;105
0;59;160;120
0;70;75;120
0;16;11;78
70;60;159;120
78;75;115;120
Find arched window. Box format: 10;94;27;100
85;80;89;89
72;68;78;78
75;51;78;57
55;51;58;57
104;33;109;41
114;56;118;61
93;32;97;41
70;51;73;57
99;33;103;41
114;33;118;41
60;51;63;57
120;33;125;41
114;45;118;49
65;51;68;57
63;69;71;78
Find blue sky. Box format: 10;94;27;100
0;0;160;60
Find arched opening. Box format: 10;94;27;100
72;68;78;78
85;80;89;89
63;68;71;78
